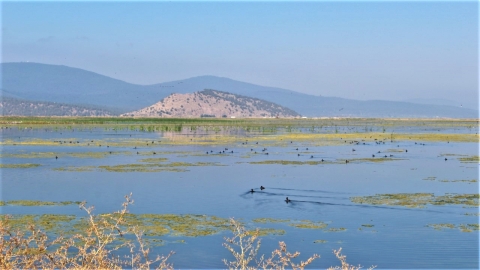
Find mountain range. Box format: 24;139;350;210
1;62;477;118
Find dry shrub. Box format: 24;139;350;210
327;248;376;270
0;194;174;269
223;218;319;270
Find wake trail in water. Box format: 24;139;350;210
283;200;456;214
269;187;351;194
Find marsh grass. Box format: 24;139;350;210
351;193;479;208
427;223;479;232
458;155;480;163
245;157;402;166
53;161;225;173
0;163;41;169
0;201;81;207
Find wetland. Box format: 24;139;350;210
0;117;478;268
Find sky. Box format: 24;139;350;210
2;1;478;107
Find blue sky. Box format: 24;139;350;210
2;1;478;106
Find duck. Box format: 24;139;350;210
260;186;265;190
250;189;255;193
285;197;291;203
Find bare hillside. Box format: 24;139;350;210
122;89;300;118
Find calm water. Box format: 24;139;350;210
1;125;479;269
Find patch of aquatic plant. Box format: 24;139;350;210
0;163;41;169
252;218;291;224
245;157;402;166
313;240;327;244
464;212;480;216
351;193;479;208
361;224;375;227
422;176;436;181
458;155;480;163
98;162;224;172
385;148;405;153
98;163;187;172
438;179;477;183
427;223;479;232
139;157;169;163
53;166;96;172
0;214;76;233
0;200;81;207
325;227;347;232
249;228;286;236
53;161;224;173
288;220;328;229
0;151;132;159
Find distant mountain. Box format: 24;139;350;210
0;97;115;116
1;62;477;118
122;89;300;118
403;98;477;111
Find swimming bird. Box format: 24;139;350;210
445;158;448;161
285;197;291;203
250;189;255;193
260;186;265;190
55;156;58;159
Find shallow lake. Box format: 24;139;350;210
1;120;478;269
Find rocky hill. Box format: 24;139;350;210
122;89;300;118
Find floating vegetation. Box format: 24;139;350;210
98;164;188;173
0;151;132;159
245;157;402;166
53;166;96;172
385;148;405;153
250;228;286;236
325;227;347;232
288;220;328;230
351;193;479;208
0;214;76;233
70;151;132;158
459;224;479;232
361;224;374;227
0;200;81;206
252;218;291;224
313;240;327;244
53;161;224;173
423;176;436;181
0;163;41;169
458;155;480;163
464;212;480;216
427;223;479;233
438;179;477;183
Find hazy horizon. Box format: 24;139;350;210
2;1;478;107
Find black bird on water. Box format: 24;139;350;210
55;156;58;159
285;197;291;203
260;186;265;190
250;189;255;193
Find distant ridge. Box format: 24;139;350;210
0;97;115;116
1;62;477;118
122;89;300;118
